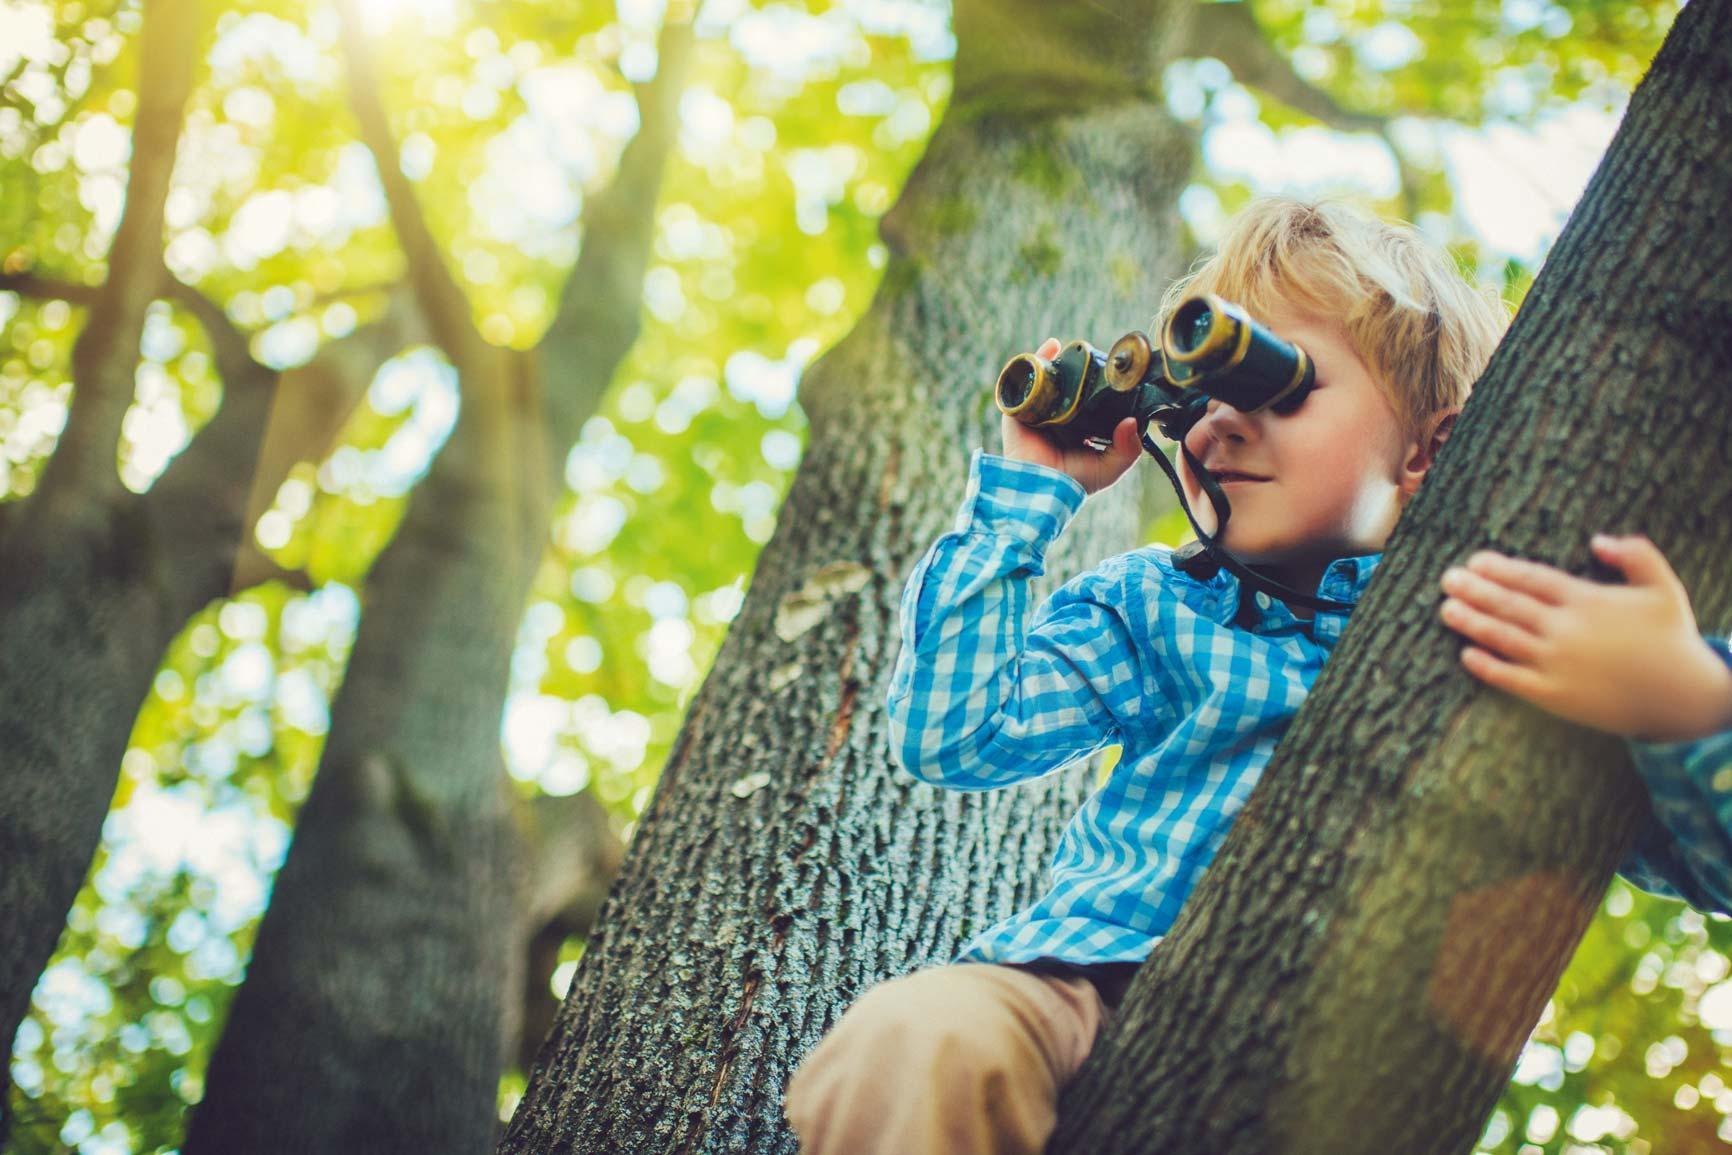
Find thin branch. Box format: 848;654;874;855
1179;0;1423;219
151;283;428;600
538;10;697;451
1180;1;1383;132
147;274;275;509
38;0;204;507
0;270;102;307
160;274;264;386
145;291;279;613
334;0;484;370
227;285;428;590
513;788;625;1074
227;553;316;595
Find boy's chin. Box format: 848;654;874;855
1199;528;1290;565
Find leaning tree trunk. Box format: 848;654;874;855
0;7;439;1109
181;10;691;1152
0;8;204;1074
1047;4;1732;1153
498;0;1197;1149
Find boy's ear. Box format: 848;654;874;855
1400;408;1460;498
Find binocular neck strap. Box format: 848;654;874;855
1138;426;1356;616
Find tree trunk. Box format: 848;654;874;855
181;342;553;1155
498;1;1197;1149
0;6;428;1097
513;791;627;1076
1048;4;1732;1153
182;11;691;1151
0;7;265;1103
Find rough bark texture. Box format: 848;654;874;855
513;791;627;1076
0;0;218;1084
0;14;434;1101
181;343;553;1155
182;10;691;1152
1049;4;1732;1152
498;1;1196;1150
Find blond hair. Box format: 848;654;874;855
1157;197;1511;444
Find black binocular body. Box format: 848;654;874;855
995;294;1315;448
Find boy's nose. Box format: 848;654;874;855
1185;397;1254;458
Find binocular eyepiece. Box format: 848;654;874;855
995;294;1315;447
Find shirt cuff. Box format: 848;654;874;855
1705;635;1732;676
1623;635;1732;864
954;448;1088;545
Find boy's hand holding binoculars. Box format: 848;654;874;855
1000;338;1143;496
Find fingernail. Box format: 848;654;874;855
1592;533;1614;547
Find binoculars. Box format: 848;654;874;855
994;294;1316;447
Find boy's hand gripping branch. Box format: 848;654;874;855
1438;534;1732;743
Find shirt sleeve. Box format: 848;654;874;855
1615;634;1732;914
885;448;1159;791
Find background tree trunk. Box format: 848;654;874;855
181;10;691;1152
498;0;1199;1149
0;5;434;1096
1048;3;1732;1152
0;6;252;1100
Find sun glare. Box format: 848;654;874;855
355;0;460;37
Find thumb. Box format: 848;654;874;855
1107;417;1142;467
1591;533;1681;590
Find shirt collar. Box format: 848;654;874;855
1159;544;1385;630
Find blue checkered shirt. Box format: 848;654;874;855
886;449;1732;969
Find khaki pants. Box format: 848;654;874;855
782;963;1115;1155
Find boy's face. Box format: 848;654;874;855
1175;304;1429;593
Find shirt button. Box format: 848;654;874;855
1255;592;1272;610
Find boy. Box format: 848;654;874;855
782;198;1732;1155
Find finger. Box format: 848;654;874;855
1463;551;1579;606
1592;533;1685;593
1459;644;1552;703
1438;597;1546;663
1038;337;1061;356
1112;417;1141;457
1439;566;1551;632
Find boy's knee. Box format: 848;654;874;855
788;968;1025;1102
786;968;1063;1155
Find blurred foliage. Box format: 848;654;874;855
1;0;1722;1153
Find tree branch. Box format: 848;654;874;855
241;555;316;594
1178;0;1421;219
150;283;429;599
226;286;430;591
37;0;204;508
160;274;262;385
511;789;625;1075
144;274;277;601
1180;1;1382;132
334;0;485;371
0;271;102;307
537;10;697;452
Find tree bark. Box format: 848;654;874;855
182;9;691;1152
180;338;552;1155
498;1;1196;1149
0;262;423;1066
0;28;429;1070
513;791;627;1077
1048;3;1732;1152
0;0;227;1090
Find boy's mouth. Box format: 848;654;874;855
1203;469;1271;486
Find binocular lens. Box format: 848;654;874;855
1172;302;1213;355
998;360;1037;411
